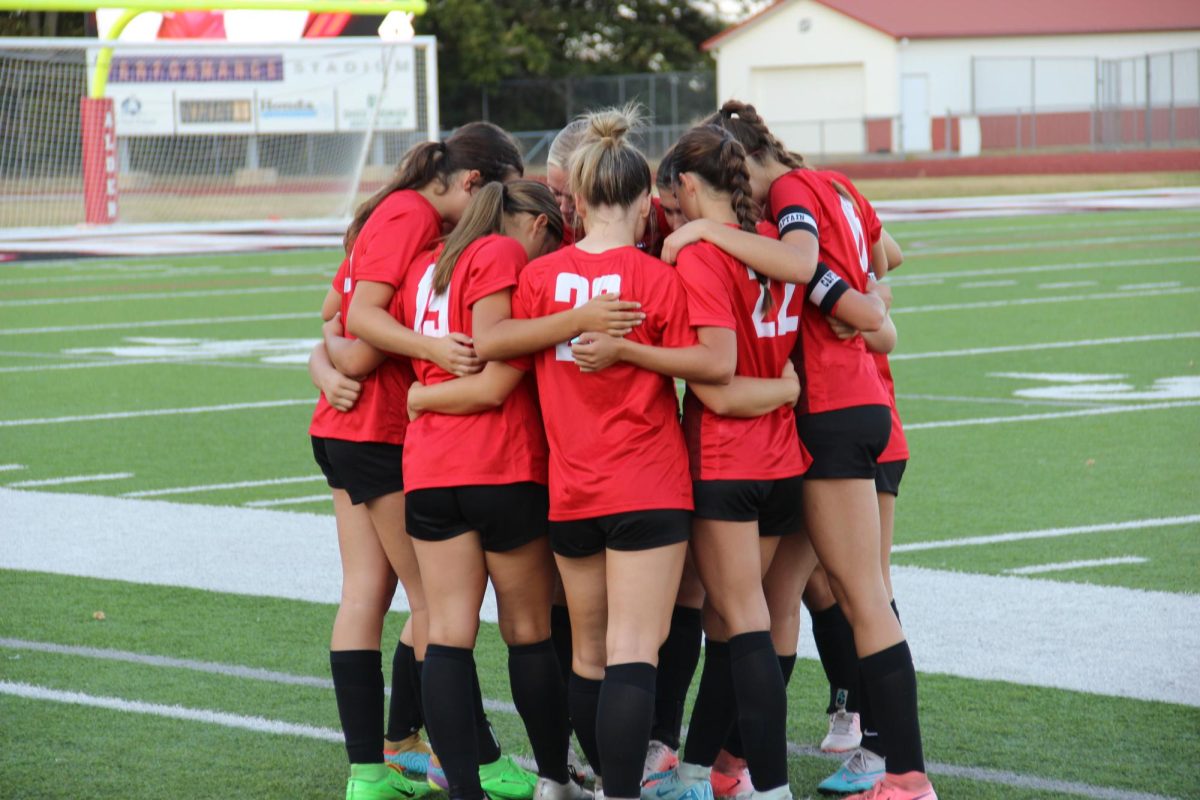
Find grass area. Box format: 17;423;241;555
2;205;1198;799
854;171;1200;199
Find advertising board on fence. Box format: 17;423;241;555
85;40;417;136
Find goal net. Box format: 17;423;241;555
0;35;438;235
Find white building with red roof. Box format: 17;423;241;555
702;0;1200;155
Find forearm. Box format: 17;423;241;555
830;289;886;332
410;364;522;415
307;343;337;390
475;312;581;361
346;303;431;360
618;340;733;384
324;329;384;379
690;376;795;418
700;223;817;284
861;316;897;354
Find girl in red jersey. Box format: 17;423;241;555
390;180;590;800
310;124;526;800
638;124;807;800
473;106;731;800
690;101;935;800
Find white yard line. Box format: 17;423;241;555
0;648;1177;800
1005;556;1149;575
3;488;1197;710
244;494;330;508
893;286;1200;315
0;312;313;337
1038;281;1097;290
1118;281;1181;291
895;393;1113;409
904;400;1200;430
960;279;1017;289
125;476;326;499
894;212;1198;240
893;515;1200;554
0;399;312;428
7;472;132;489
0;284;327;308
0;358;187;374
887;255;1198;286
0;263;330;287
906;230;1200;256
0;464;26;472
890;331;1200;361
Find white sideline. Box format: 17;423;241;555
0;312;313;337
6;472;132;488
0;398;312;428
124;475;326;498
889;331;1200;361
1005;556;1149;575
893;515;1200;554
1;488;1197;708
904;399;1200;430
243;494;330;508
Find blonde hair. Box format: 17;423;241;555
432;180;563;294
547;118;591;172
568;104;652;209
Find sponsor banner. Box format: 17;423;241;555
87;40;416;136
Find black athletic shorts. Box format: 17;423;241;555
796;405;892;480
692;475;804;536
405;482;549;553
874;459;908;497
311;436;403;505
549;509;692;559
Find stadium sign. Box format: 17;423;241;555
85;41;417;136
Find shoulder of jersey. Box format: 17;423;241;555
473;233;526;259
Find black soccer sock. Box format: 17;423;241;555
778;653;798;686
551;604;574;685
682;639;735;767
470;656;503;764
568;672;603;777
859;677;884;758
810;603;860;714
729;631;788;792
860;641;925;775
650;605;703;750
385;640;423;743
891;598;901;624
330;650;385;764
597;662;657;799
509;640;571;783
424;645;485;800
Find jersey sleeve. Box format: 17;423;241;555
504;267;540;372
654;266;700;350
464;237;526;308
839;174;882;244
769;173;820;240
675;245;736;330
353;205;441;288
332;258;349;292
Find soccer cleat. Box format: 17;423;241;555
385;733;434;778
643;739;679;784
843;774;937;800
479;754;540;800
426;754;448;792
709;750;752;800
567;747;588;787
820;710;862;753
817;748;885;795
534;776;595;800
641;764;715;800
347;762;436;800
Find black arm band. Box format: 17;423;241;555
807;263;850;315
776;205;818;238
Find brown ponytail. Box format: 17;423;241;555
344;122;524;253
432;180;563;295
672;125;772;309
702;100;802;170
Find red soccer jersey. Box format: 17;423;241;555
675;236;809;481
561;196;673;254
398;235;549;491
309;259;415;445
768;169;888;414
511;245;696;521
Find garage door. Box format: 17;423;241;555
750;64;866;155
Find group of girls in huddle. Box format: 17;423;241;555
305;99;932;800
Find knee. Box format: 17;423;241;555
427;615;479;650
499;612;551;646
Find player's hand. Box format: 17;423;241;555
781;359;801;407
428;332;483;377
868;279;893;310
826;315;860;340
321;371;362;412
575;292;645;337
660;219;714;265
571;332;623;372
407;381;424;421
322;312;344;338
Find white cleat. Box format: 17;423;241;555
642;739;680;785
820;709;862;753
535;776;594;800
